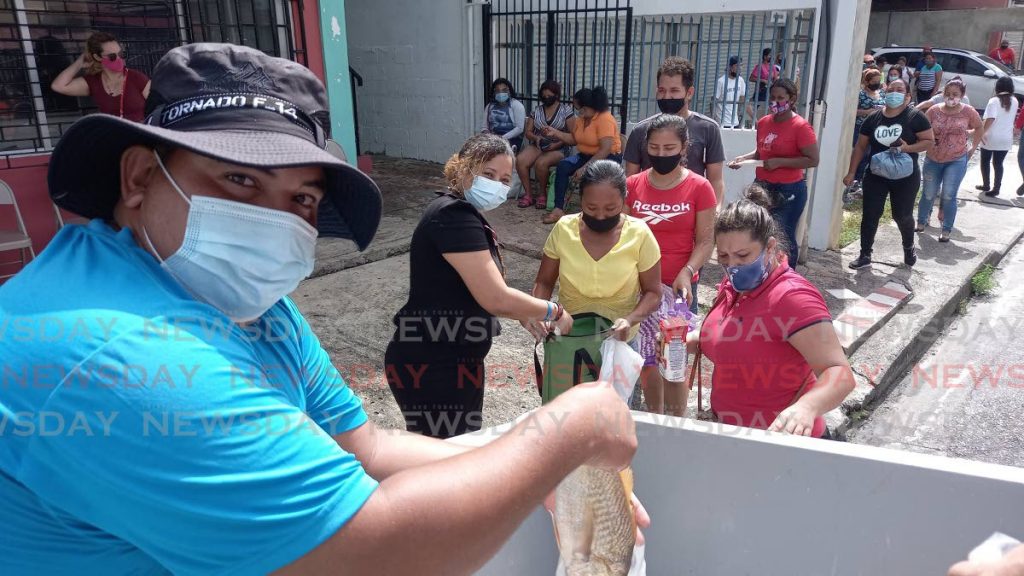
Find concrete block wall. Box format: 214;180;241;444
867;7;1024;55
344;0;476;163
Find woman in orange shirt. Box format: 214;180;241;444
540;86;622;224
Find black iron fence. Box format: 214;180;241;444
483;1;817;132
0;0;306;156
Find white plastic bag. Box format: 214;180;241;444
598;336;644;403
508;167;523;200
968;532;1022;563
553;337;646;576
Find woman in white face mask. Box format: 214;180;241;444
385;133;574;439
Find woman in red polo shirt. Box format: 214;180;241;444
695;186;854;437
728;78;819;269
625;114;715;416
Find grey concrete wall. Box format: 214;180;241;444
867;7;1024;54
345;1;478;163
471;414;1024;575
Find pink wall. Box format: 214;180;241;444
0;155;61;275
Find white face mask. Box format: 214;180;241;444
465;175;510;212
145;150;318;322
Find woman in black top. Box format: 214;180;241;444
386;134;574;438
844;79;934;270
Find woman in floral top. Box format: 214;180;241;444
917;77;983;242
852;68;886;183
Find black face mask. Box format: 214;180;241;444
649;153;682;175
540;95;558;106
867;82;881;91
582;212;620;233
656;98;686;115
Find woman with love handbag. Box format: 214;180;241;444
685;186;855;437
844;78;934;270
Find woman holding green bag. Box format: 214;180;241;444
386;134;574;439
527;160;662;400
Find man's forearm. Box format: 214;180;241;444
292;390;629;576
345;422;471;480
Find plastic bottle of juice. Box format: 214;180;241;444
659;298;689;382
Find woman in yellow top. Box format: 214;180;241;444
541;86;623;224
527;160;661;345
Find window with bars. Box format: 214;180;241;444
0;0;302;156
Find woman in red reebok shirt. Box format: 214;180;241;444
694;186;854;437
626;114;715;416
728;78;818;269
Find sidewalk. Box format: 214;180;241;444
295;153;1024;435
831;152;1024;437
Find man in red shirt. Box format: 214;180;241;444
991;40;1017;68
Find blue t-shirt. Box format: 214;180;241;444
0;220;377;575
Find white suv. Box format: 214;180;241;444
870;46;1024;111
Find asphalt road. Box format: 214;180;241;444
849;237;1024;468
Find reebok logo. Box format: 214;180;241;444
632;200;692;213
632;200;691;225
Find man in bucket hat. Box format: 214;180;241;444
0;44;641;574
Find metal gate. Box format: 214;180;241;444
483;0;634;133
483;2;816;132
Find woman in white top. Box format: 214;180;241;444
515;79;576;208
977;77;1020;197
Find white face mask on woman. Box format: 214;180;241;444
143;150;318;323
464;175;510;212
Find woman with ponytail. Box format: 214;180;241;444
50;32;150;122
687;185;854;437
976;76;1020;197
386;133;573;438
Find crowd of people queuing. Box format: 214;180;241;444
2;32;1023;574
425;54;848;439
844;45;1024;267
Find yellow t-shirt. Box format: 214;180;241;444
572;111;623;155
542;214;660;340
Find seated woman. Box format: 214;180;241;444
540;87;623;224
691;186;855;437
516;79;575;208
386;133;573;439
481;77;526;151
50;31;150;122
527;160;661;351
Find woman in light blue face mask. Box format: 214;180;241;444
385;133;574;439
683;185;855;438
482;78;526;152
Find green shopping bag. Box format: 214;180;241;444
534;313;614;404
546;171;556;211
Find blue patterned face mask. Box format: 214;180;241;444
727;250;770;292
